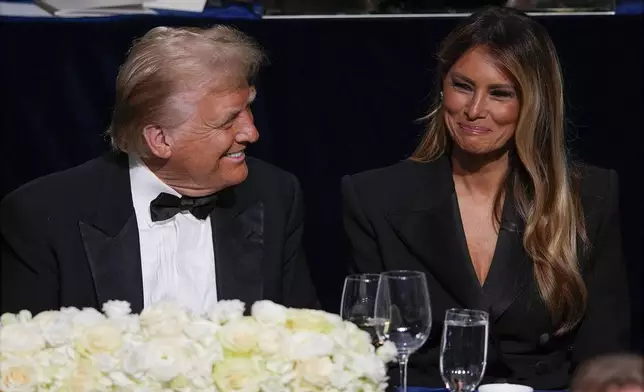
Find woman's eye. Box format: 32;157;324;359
491;90;514;98
452;81;471;90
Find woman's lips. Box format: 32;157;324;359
459;124;491;134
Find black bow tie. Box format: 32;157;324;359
149;192;218;222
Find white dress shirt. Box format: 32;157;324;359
129;155;217;315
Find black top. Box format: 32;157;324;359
342;156;631;389
1;152;319;315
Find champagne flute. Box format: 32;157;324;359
340;273;384;346
439;308;489;392
374;270;432;392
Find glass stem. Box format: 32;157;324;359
398;354;409;392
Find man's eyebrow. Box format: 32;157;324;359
208;89;256;128
214;110;241;128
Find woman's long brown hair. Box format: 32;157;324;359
413;6;588;334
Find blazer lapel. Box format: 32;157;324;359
385;157;483;311
80;153;144;313
211;188;264;308
481;201;532;322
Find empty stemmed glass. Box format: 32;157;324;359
374;270;432;392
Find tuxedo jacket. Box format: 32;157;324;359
1;152;318;315
342;156;631;390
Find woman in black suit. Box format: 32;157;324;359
342;6;631;390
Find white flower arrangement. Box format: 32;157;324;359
0;300;398;391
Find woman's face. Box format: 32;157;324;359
442;46;520;157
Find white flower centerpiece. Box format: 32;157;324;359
0;300;398;391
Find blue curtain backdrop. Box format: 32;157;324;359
0;14;642;350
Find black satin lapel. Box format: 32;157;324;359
481;204;532;321
386;199;483;310
212;201;264;308
80;215;144;313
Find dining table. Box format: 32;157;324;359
404;388;562;392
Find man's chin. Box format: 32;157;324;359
220;165;249;189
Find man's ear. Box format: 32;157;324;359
142;125;172;159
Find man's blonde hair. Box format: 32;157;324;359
107;25;265;155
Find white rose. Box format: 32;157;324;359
0;323;45;353
0;313;18;326
60;306;81;316
123;338;190;383
296;357;333;387
33;346;77;383
347;354;386;384
91;353;121;373
33;311;74;346
348;328;376;354
184;319;220;346
208;300;245;324
290;382;319;392
259;377;291;392
251;301;287;326
376;341;398;363
264;359;293;377
64;359;111;392
285;309;342;334
212;358;263;391
122;343;145;377
217;317;259;354
256;328;286;356
76;322;123;355
332;353;348;368
17;310;32;324
330;326;351;349
35;346;70;366
109;372;137;388
192;338;224;364
347;380;378;392
139;302;190;338
111;315;140;335
72;308;106;331
185;358;218;389
168;374;200;390
122;382;164;392
0;357;41;391
102;300;132;319
186;341;223;388
329;369;354;390
286;332;334;361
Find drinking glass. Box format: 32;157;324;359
374;270;432;392
439;309;489;392
340;273;384;346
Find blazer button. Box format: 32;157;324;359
539;333;550;345
535;361;549;375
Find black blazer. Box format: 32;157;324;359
1;152;318;315
342;156;631;390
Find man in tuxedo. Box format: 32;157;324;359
0;25;318;315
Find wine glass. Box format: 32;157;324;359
374;270;432;392
340;273;383;346
439;308;489;392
